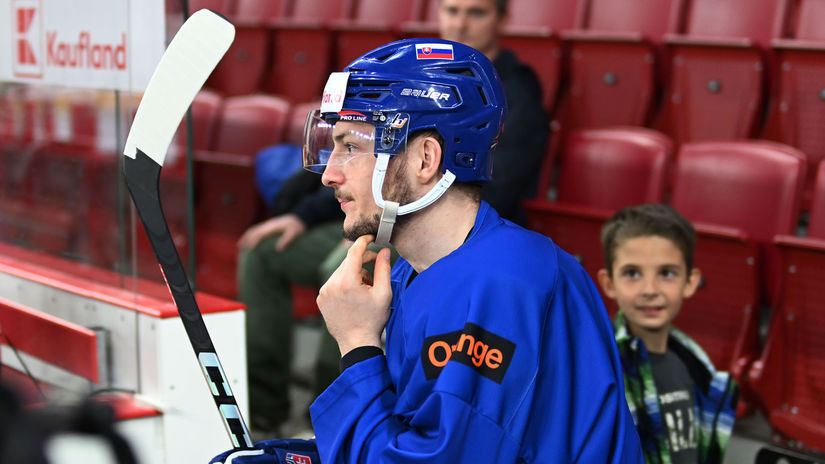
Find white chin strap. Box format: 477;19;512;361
372;153;455;247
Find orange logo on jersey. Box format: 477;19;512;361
420;323;516;383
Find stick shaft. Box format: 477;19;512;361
123;149;254;450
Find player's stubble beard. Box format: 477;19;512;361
342;156;414;242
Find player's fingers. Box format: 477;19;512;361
361;249;379;265
341;235;374;276
371;248;392;293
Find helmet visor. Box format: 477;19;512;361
303;109;409;173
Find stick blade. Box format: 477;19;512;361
123;9;234;166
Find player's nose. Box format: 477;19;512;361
322;163;343;187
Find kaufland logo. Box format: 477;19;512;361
13;0;43;77
46;31;128;70
12;0;128;78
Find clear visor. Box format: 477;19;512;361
303;109;409;173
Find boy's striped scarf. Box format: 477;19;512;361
613;312;739;464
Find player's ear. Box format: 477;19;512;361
413;135;443;184
683;267;702;299
597;269;617;299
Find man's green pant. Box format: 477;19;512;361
238;221;343;429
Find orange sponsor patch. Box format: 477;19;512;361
420;323;516;383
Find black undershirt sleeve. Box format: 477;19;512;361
340;346;384;372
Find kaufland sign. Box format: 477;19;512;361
1;0;165;90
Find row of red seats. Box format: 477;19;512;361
0;87;310;300
555;0;825;210
525;126;825;453
183;0;825;211
181;0;579;110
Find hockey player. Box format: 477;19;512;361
212;38;643;463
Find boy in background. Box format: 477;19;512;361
597;203;739;464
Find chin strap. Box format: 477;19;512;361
375;200;398;247
371;153;455;247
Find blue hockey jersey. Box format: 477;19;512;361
309;202;644;463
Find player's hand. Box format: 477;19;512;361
317;235;392;355
209;438;319;464
237;214;307;251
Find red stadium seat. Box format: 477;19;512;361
762;0;825;209
230;0;288;20
524;127;673;283
194;150;261;235
669;141;806;383
206;30;269;96
0;91;15;143
80;151;189;277
206;0;289;96
0;197;75;256
654;0;790;146
262;0;356;103
399;0;440;37
500;0;585;111
0;144;33;202
291;284;320;320
749;234;825;454
169;89;223;171
809;161;825;238
0;142;113;258
285;101;317;146
749;163;825;452
212;94;291;158
558;0;685;130
332;0;425;69
192;95;291;298
28;143;99;211
197;94;291;235
68;94;98;148
187;0;232;15
194;230;240;298
193;151;260;298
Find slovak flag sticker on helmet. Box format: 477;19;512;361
416;43;454;60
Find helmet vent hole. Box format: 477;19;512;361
477;86;488;105
475;122;489;130
359;92;382;99
446;68;475;77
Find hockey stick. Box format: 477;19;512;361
122;10;254;451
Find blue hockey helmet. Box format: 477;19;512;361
304;38;507;183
